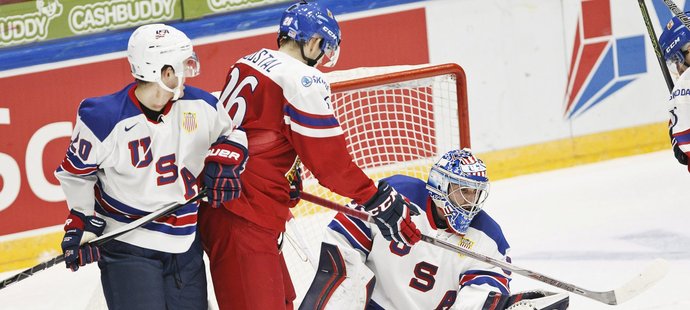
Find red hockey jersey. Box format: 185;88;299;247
217;48;377;232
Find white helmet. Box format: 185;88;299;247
127;23;200;100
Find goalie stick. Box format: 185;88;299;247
639;0;675;93
0;189;207;290
299;192;669;305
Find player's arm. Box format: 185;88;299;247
55;107;106;217
301;213;376;309
669;93;690;168
54;104;109;271
203;82;249;207
455;252;513;310
284;82;421;246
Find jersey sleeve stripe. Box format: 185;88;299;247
286;117;344;138
673;131;690;144
339;213;372;237
328;217;372;256
59;153;97;176
459;276;509;295
65;152;97;169
459;270;510;294
283;104;341;128
334;213;373;248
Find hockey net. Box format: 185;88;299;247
283;63;470;304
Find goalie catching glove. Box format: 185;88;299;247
362;180;422;246
482;290;569;310
61;210;106;271
202;137;248;208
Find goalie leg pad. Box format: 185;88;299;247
300;243;347;310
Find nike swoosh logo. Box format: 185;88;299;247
125;123;138;131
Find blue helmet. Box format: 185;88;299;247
659;13;690;65
278;1;341;67
427;149;490;235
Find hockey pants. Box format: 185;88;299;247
98;233;208;310
199;206;296;309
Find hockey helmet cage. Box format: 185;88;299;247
427;148;490;235
278;1;341;67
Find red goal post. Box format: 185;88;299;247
283;63;471;302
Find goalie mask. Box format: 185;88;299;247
127;23;200;100
278;1;341;67
427;149;489;235
659;12;690;80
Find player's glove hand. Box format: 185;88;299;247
202;137;248;207
481;290;569;310
60;210;106;272
362;180;421;246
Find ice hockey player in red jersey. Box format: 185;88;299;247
301;149;570;310
198;1;421;309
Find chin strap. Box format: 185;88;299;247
156;76;183;101
299;42;324;67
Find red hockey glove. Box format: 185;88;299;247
202;138;248;208
362;180;421;246
61;210;106;271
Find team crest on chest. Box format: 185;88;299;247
182;112;197;133
457;237;474;258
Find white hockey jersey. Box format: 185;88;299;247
305;175;512;310
669;68;690;171
55;83;243;253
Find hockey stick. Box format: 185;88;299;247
639;0;675;92
0;189;207;290
299;192;669;305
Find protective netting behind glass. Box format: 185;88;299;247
283;64;470;304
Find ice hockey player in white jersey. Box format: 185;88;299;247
659;12;690;171
54;24;247;309
301;149;569;310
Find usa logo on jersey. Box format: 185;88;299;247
182;112;197;133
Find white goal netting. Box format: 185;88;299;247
283;63;471;305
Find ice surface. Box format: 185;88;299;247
1;151;688;309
